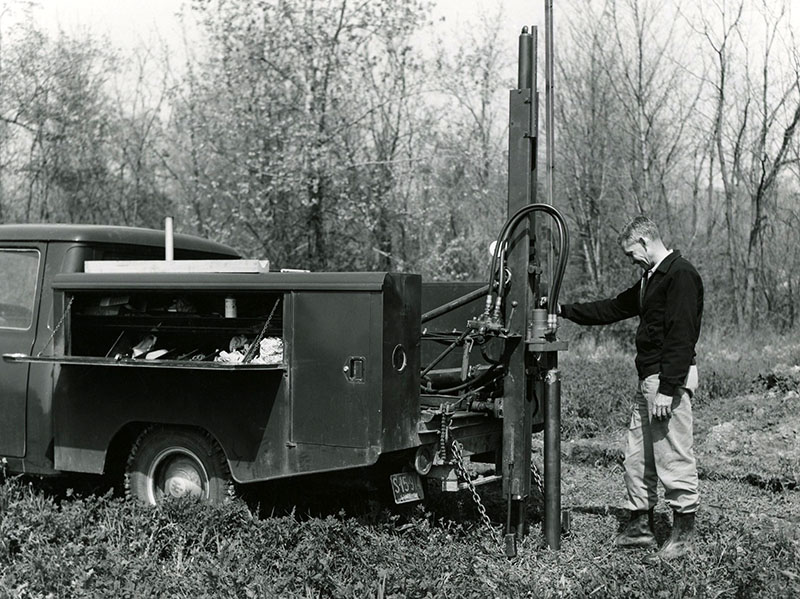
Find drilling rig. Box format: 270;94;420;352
420;1;568;553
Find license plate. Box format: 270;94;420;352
390;472;425;504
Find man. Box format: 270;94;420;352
558;216;703;560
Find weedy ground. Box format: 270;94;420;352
0;334;798;598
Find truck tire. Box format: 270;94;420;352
125;426;233;506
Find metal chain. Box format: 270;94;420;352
530;459;545;498
438;404;451;461
37;296;74;357
450;438;500;543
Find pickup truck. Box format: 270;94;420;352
0;223;503;505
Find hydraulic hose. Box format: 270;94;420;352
484;203;570;321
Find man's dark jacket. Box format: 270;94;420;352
560;251;703;396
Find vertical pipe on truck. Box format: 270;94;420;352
165;216;174;261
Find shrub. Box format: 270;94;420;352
558;332;800;435
699;332;800;398
695;356;755;404
560;350;636;438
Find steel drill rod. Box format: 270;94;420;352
544;366;561;549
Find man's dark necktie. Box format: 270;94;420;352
639;271;650;308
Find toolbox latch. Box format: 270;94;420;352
343;356;366;383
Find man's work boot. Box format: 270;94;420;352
655;511;696;560
614;509;656;549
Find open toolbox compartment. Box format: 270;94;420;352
68;290;283;367
22;288;287;371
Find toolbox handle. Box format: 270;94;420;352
343;356;366;383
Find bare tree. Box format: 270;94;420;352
603;0;702;229
410;3;511;280
0;10;122;224
701;0;800;328
557;0;624;291
107;40;174;228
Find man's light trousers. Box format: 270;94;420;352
623;365;699;514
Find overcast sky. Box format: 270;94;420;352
31;0;800;46
34;1;548;56
35;0;193;50
29;0;800;90
33;0;800;38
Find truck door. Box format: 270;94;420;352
0;248;42;457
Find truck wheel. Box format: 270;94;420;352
125;427;232;506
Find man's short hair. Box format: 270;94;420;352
618;216;661;246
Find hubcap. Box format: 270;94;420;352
148;448;209;504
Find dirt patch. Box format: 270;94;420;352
695;390;800;487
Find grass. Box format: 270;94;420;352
0;333;799;598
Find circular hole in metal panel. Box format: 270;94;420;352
392;344;407;372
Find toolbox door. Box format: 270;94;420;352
0;247;43;457
290;291;377;448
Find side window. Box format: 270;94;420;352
0;249;40;329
